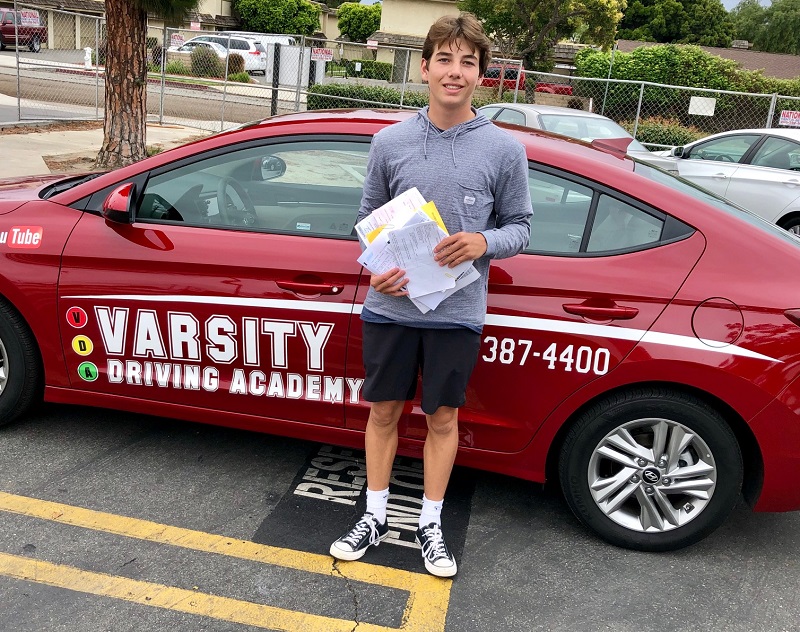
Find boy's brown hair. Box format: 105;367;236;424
422;13;492;76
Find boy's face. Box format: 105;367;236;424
421;39;481;115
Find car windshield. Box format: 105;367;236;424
538;114;649;152
633;161;800;247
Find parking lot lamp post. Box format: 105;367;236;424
601;41;617;116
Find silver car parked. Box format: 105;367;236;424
651;128;800;233
478;103;676;171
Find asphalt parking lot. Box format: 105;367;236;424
1;404;799;632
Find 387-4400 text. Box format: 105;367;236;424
481;337;610;375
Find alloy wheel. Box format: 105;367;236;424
588;417;716;533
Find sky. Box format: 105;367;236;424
722;0;770;9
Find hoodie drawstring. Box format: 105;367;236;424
418;107;487;166
450;127;460;166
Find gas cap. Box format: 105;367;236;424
691;297;744;347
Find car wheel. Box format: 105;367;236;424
0;300;42;426
779;216;800;236
29;35;40;53
0;37;6;51
559;388;742;552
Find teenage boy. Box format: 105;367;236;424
329;13;533;578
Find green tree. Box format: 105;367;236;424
95;0;199;169
336;2;382;43
458;0;625;69
234;0;321;36
754;0;800;54
730;0;766;44
618;0;733;47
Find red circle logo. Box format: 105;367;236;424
66;306;88;329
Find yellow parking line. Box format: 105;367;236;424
0;552;386;632
0;492;451;631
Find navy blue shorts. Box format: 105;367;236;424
362;321;481;415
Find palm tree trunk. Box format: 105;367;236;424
95;0;148;168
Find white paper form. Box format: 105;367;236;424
388;221;473;298
355;187;427;246
413;265;481;311
356;229;395;275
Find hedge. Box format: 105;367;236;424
620;117;705;147
341;59;393;80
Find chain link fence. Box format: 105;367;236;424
4;3;105;121
4;4;800;146
498;70;796;149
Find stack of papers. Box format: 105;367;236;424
356;188;480;313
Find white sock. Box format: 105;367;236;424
419;495;443;528
366;487;389;524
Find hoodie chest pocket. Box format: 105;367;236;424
457;180;494;219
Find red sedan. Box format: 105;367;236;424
1;110;799;552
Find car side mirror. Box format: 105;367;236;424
672;146;685;158
261;156;286;181
101;182;136;224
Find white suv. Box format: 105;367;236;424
174;35;267;74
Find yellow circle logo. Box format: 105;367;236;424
72;335;93;356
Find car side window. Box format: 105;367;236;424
480;107;502;120
495;108;526;126
685;134;760;163
526;169;593;253
587;195;663;252
749;136;800;171
137;140;369;238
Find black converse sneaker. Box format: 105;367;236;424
415;522;457;577
329;513;389;561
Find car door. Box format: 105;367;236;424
724;135;800;224
675;133;761;197
58;137;370;428
345;167;704;452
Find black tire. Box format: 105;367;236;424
0;300;42;427
29;35;40;53
779;216;800;236
559;388;742;552
0;37;6;51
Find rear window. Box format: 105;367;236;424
538;114;649;152
634;161;800;247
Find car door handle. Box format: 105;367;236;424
713;173;729;179
562;303;639;320
276;281;343;295
783;179;800;187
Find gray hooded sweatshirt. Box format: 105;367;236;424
358;107;533;333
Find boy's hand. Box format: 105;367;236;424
371;267;409;296
434;232;487;267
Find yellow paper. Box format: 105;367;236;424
420;201;448;235
365;224;386;244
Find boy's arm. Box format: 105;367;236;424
478;142;533;259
